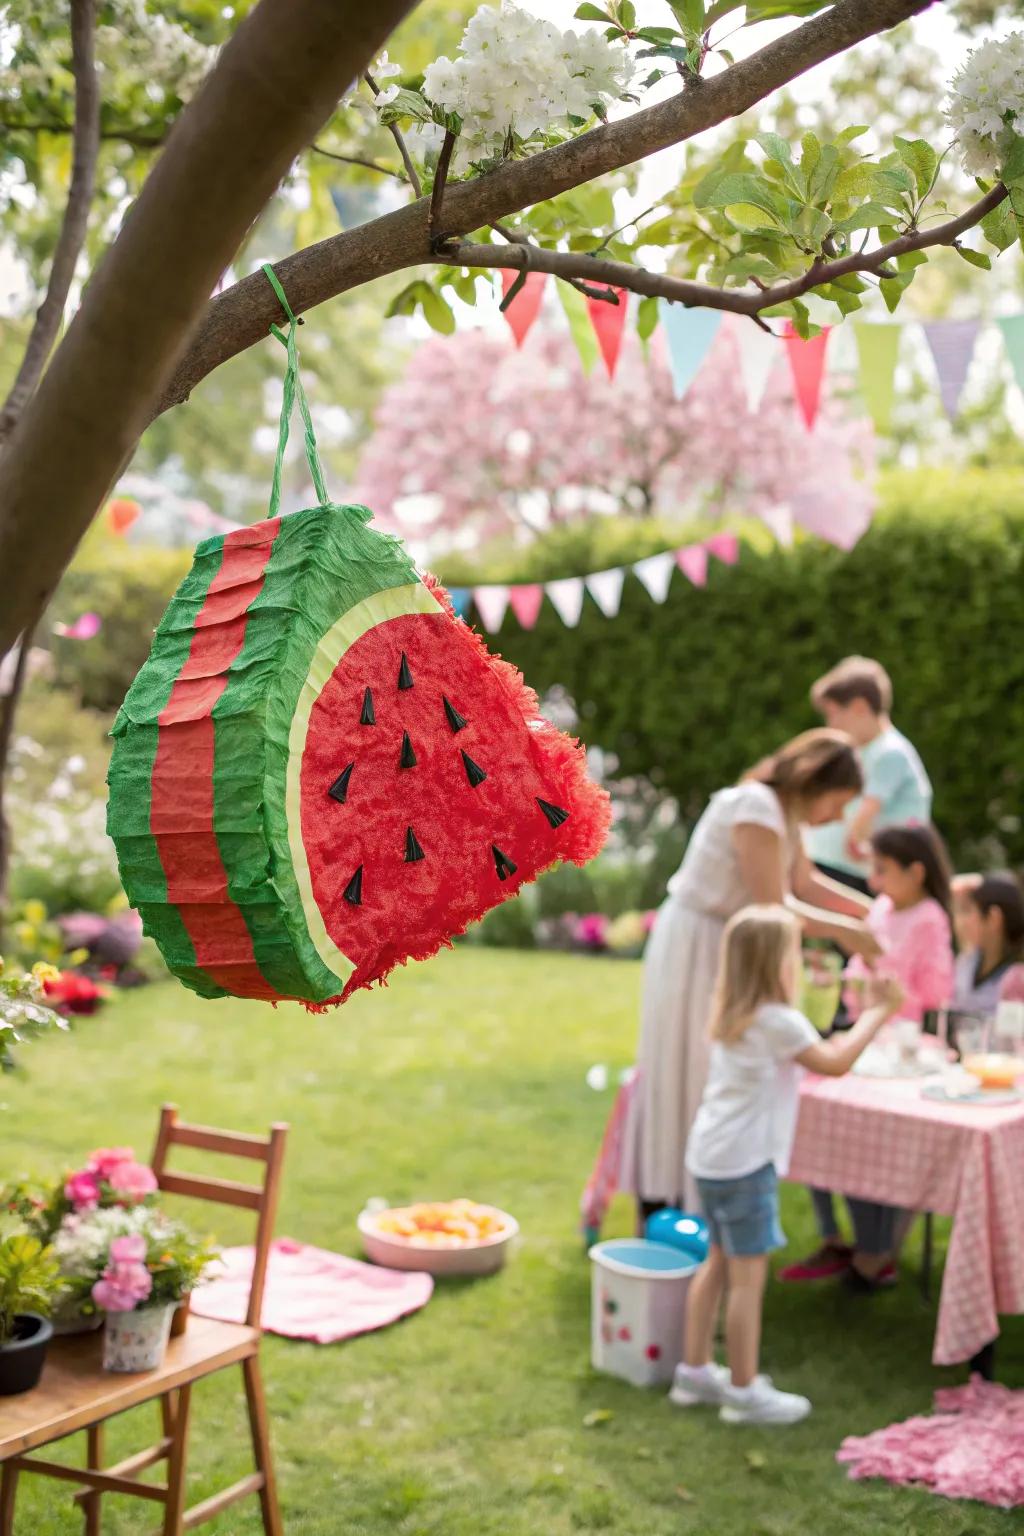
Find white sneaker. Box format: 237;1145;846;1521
669;1362;731;1407
719;1374;811;1426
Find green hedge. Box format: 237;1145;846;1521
442;470;1024;871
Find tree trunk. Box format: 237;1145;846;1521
0;636;33;943
0;0;419;657
0;0;100;446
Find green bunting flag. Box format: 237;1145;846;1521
997;314;1024;393
556;279;600;376
854;323;901;434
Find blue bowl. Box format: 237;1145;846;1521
644;1209;709;1261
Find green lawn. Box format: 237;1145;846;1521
1;947;1018;1534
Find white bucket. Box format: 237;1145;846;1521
102;1303;175;1373
589;1238;698;1387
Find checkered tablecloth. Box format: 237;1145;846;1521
788;1074;1024;1365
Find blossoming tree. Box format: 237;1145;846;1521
1;0;1022;654
356;326;874;544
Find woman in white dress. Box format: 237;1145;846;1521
630;729;881;1215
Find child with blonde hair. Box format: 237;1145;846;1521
672;904;901;1425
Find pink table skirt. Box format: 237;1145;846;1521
788;1074;1024;1365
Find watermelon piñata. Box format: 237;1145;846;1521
107;502;611;1007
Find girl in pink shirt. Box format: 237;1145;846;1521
846;824;955;1024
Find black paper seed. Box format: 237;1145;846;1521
492;845;517;881
443;696;468;733
461;750;487;788
537;798;570;829
328;763;354;804
343;866;363;905
398;653;414;691
400;731;418;769
360;688;375;726
404;827;425;863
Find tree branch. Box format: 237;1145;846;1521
310;143;406;179
364;71;423;197
0;0;419;656
156;0;932;414
0;117;167;149
436;184;1008;316
0;0;101;446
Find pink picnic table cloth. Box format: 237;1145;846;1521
788;1074;1024;1365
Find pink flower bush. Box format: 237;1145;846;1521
64;1169;101;1209
63;1147;158;1212
92;1234;153;1313
575;913;609;951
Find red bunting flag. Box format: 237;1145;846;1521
509;584;544;629
705;531;739;565
783;322;830;430
107;497;141;535
586;289;629;378
500;270;548;348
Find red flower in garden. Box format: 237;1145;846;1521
43;970;106;1016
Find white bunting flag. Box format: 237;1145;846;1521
585;567;626;618
760;503;794;547
732;316;782;413
632;552;675;604
546;576;586;628
473;584;510;633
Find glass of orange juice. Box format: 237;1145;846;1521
962;1053;1021;1090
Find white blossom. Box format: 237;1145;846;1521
421;2;634;160
947;33;1024;178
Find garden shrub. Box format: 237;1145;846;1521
440;470;1024;871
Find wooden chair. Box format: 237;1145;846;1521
0;1104;288;1535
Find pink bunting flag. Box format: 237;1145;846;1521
508;584;544;629
675;545;708;588
705;532;739;566
54;612;102;641
783;323;831;430
500;270;547;348
586;289;628;378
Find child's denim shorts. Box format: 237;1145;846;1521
694;1162;785;1257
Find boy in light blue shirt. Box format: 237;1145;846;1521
805;655;932;892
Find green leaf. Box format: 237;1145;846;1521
1000;131;1024;186
694;171;788;222
618;0;637;28
1009;183;1024;247
880;270;915;314
896;248;927;271
955;244;992;270
981;198;1017;252
723;203;786;235
637;294;659;344
378;87;432;127
894;136;938;201
386;281;425;319
574;3;614;20
832;164;874;204
835;125;870;146
746;0;830;18
807;144;840;207
820;283;863;316
832;202;898;234
420;287;455;334
635;26;679;42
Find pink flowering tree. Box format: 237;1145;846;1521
354;323;875;549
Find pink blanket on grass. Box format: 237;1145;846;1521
838;1378;1024;1508
190;1239;433;1344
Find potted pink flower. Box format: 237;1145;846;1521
94;1233;170;1372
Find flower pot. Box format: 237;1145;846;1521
0;1313;53;1396
51;1294;104;1337
170;1294;191;1339
102;1303;174;1373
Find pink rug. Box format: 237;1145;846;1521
838;1377;1024;1508
190;1238;433;1344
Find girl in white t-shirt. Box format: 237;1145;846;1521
672;904;901;1426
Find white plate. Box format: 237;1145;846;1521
853;1045;936;1079
921;1083;1021;1106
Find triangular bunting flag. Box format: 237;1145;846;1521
500;269;547;348
508;584;544;629
760;503;794;547
586;567;625;618
676;545;708;588
922;319;980;419
586;289;629;378
546;576;585;628
557;280;600;375
790;486;873;553
783;323;830;430
997;314;1024;392
854;323;901;434
632;552;674;604
658;302;721;399
731;317;780;413
705;532;739;565
447;587;472;618
473;585;510;633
